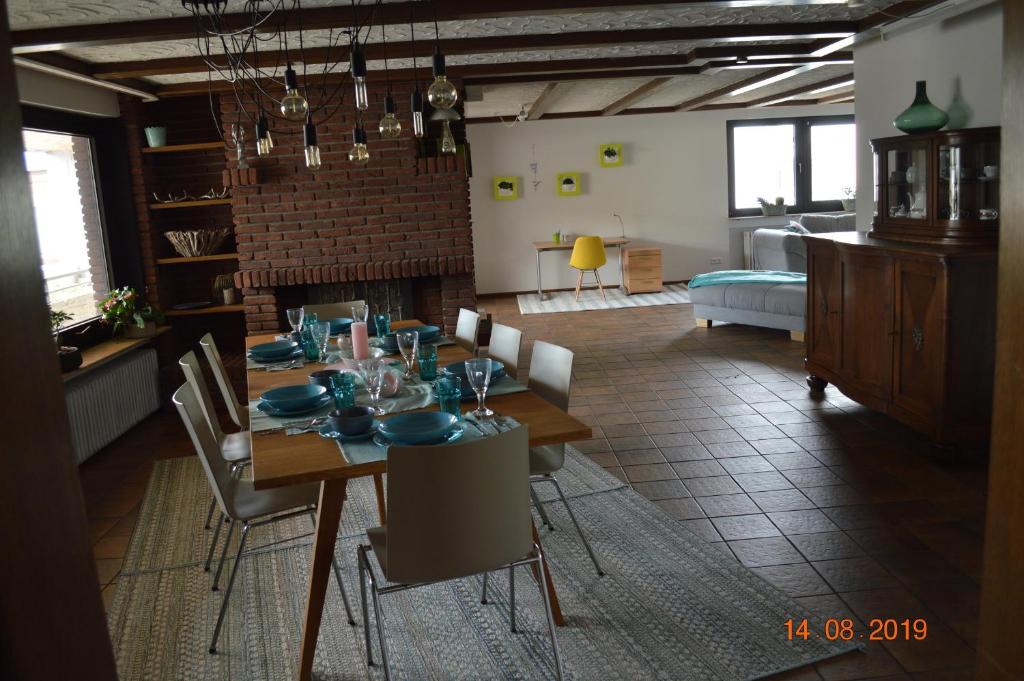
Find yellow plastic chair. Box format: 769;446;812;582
569;236;608;301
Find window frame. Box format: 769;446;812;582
726;114;855;218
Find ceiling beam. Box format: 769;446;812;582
815;90;855;105
743;73;855;106
466;66;702;87
527;83;564;120
672;67;791;110
602;76;674;115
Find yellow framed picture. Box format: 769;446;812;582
492;176;520;200
557;172;582;197
599;143;623;167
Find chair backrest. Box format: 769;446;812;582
386;427;532;584
528;340;574;411
569;236;607;270
179;350;226;444
487;323;523;379
172;383;236;517
199;333;247;429
454;308;480;353
304;300;366;321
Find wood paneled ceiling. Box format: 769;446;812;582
5;0;940;119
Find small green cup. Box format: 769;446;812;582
434;375;462;419
329;373;357;409
373;312;391;337
418;344;438;381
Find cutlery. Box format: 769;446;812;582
464;419;488;437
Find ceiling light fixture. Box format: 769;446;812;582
426;2;458;111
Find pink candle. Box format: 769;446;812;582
351;321;370;360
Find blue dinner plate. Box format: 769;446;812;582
373;424;464;448
249;340;300;358
328;317;354;335
318;419;381;441
379;411;458;444
257;394;331;417
249;348;303;364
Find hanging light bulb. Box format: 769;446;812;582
427;48;458;110
255;112;273;157
303;115;321;170
440;120;456;155
351;44;369;111
411;89;425;138
348;126;370;165
280;65;308;121
378;93;402;138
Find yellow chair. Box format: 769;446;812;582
569;236;608;301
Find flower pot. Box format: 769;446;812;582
144;126;167;148
124;321;157;338
761;205;787;216
222;288;237;305
841;199;856;211
58;347;83;373
894;81;949;134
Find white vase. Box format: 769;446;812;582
222;289;237;305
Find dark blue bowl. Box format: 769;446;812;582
379;411;458;445
260;384;328;412
250;340;300;359
328;406;376;436
328;317;354;335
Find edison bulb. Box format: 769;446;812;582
353;77;369;111
349;143;370;165
440;120;456;155
255;114;273;156
280;89;308;121
379;113;402;138
303;117;321;170
350;45;369;111
428;76;458;110
412;110;425;138
305;145;322;170
257;135;272;156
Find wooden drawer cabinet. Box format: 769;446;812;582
623;248;662;294
804;232;996;446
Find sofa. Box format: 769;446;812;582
751;212;856;273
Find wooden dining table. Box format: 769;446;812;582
245;321;592;681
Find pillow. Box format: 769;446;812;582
783;221;811;234
798;213;856;233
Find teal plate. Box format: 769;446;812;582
249;348;303;364
318;420;381;441
257;394;331;417
373;424;465;448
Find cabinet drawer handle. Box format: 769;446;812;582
912;326;924;351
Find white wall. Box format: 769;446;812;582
16;66;121;118
468;103;852;295
853;2;1003;228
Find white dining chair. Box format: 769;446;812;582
487;323;523;379
199;333;249;430
173;383;356;654
454;308;481;353
527;340;603;575
304;300;367;321
356;426;562;680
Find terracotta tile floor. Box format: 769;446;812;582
79;293;985;680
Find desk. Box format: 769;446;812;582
532;237;629;298
246;321;591;680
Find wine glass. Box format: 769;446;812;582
351;303;369;324
309;321;331;363
396;330;419;380
464;357;494;418
286;307;305;335
359;358;387;415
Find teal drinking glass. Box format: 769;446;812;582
330;373;357;409
434;375;462;419
301;337;320;361
418;344;438;381
373;311;391;337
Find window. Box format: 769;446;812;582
22;129;111;327
727;115;855;217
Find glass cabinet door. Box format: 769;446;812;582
937;139;999;222
885;146;929;220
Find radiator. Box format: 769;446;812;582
65;348;160;465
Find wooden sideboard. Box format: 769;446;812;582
623;248;663;294
804;232;997;445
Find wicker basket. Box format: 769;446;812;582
164;228;230;258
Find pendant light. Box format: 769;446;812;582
427;5;457;110
431;108;460;156
377;24;402;138
280;64;309;121
303;114;321;170
349;125;370;165
351;42;369;111
255;111;273;156
409;5;425;138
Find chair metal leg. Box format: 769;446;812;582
204;496;217;530
594;269;606;301
204;512;225;572
358;546;374;666
533;549;564;681
530;484;555;531
509;566;516;633
331;554;357;626
209;523;251;654
367;562;391;681
212;520;237;591
480;571;489;604
550;475;605;576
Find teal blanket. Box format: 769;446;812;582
688;270;806;289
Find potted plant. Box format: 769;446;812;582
51;309;83;373
841;187;856;212
212;274;237;305
99;287;164;338
757;196;788;216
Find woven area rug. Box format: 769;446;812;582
107;449;857;680
516;284;690;315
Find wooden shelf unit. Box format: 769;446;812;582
149;198;232;210
156;253;238;265
142;141;224;154
165;304;244;317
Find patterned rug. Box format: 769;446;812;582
516;284;691;315
107;450;857;680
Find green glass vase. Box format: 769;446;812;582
894;81;949;133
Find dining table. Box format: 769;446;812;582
245;320;592;681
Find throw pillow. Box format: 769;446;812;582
783;221;811;234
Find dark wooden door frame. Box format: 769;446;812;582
0;1;118;678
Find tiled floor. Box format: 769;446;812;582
80;293;986;680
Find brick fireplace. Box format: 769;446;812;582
221;81;476;334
